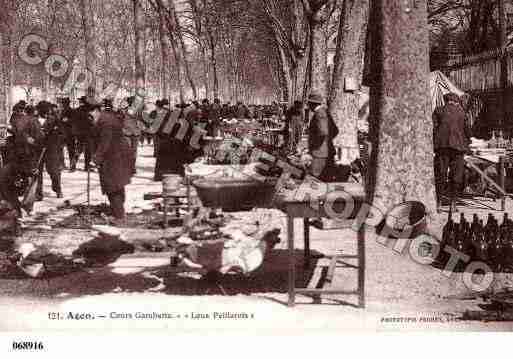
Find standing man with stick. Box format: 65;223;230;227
89;100;133;225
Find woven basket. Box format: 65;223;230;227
192;178;277;211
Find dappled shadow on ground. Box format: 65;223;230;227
0;249;324;303
154;249;321;296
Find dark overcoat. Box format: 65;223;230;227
433;102;471;152
39;115;65;175
71;105;93;136
92;111;133;194
10;113;43;172
308;105;338;158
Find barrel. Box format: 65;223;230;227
162;174;183;196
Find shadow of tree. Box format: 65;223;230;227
0;249;323;303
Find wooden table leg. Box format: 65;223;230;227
288;215;295;307
303;217;310;267
163;198;168;229
499;157;506;211
358;226;365;308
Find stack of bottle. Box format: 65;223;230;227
439;212;513;272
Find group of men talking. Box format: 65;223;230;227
0;96;139;224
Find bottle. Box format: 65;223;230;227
496;213;510;271
477;219;488;262
441;212;455;249
502;213;510;229
455;214;468;254
470;214;479;236
468;214;480;260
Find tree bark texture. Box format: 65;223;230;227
368;0;437;215
0;31;6;124
169;0;198;100
79;0;96;97
133;0;146;93
303;0;334;97
328;0;369;163
158;11;169;99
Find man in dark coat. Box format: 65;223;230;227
35;102;65;200
71;96;94;172
306;93;339;181
90;103;133;221
433;92;472;212
119;97;142;174
58;97;76;170
10;103;43;176
235;102;248;119
283;100;305;153
208;98;222;136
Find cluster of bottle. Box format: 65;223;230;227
489;130;511;149
440;212;513;271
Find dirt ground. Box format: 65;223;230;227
1;146;513;332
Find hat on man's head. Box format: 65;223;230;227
88;100;102;111
175;102;190;109
160;99;170;107
25;105;35;115
13;100;27;111
155;99;163;108
59;97;71;105
307;92;323;104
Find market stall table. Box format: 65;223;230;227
276;182;366;307
464;151;511;211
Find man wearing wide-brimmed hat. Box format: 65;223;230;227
89;100;133;223
71;95;94;172
305;92;339;181
118;96;142;174
433;92;471;212
58;97;75;169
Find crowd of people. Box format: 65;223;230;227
0;97;137;224
0;91;342;225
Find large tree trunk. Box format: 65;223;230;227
201;46;210;99
133;0;146;95
0;31;7;124
157;0;185;103
304;1;333;97
171;44;185;103
79;0;96;97
169;0;197;100
276;44;291;103
209;33;219;99
1;27;14;123
328;0;369;164
368;0;436;214
158;11;169;99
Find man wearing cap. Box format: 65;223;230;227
90;101;133;222
119;96;142;174
58;97;76;170
35;101;65;200
208;98;222;136
305;93;339;181
71;96;94;172
9;101;43;175
433;92;471;212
